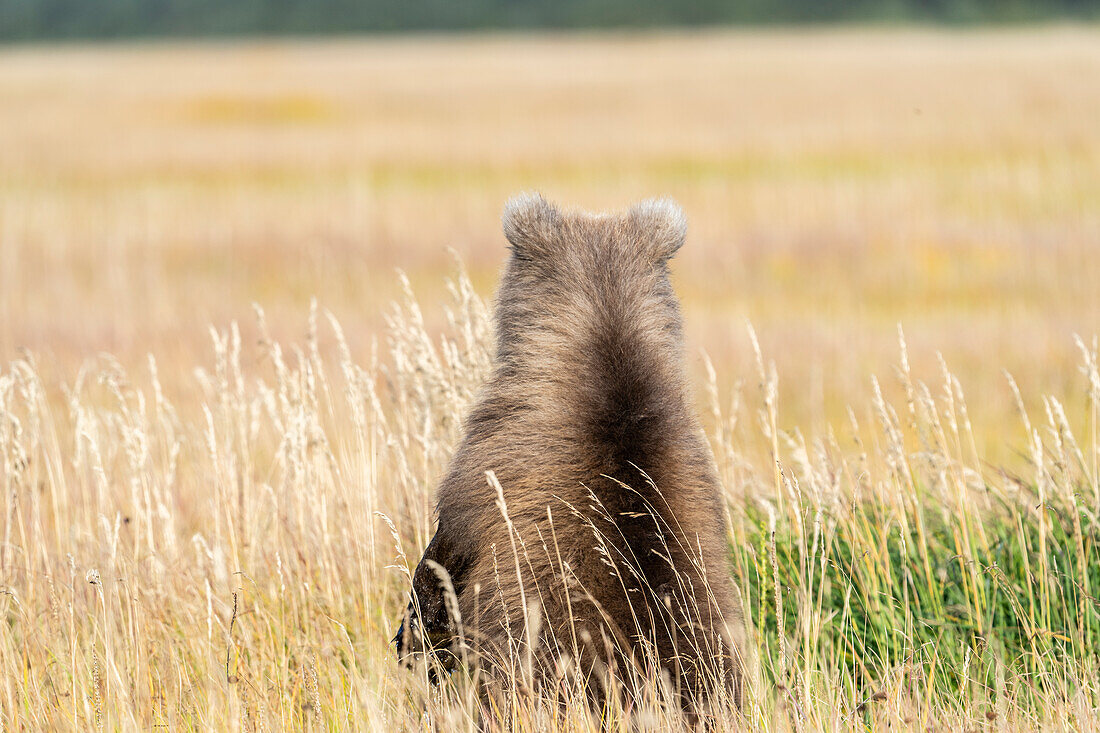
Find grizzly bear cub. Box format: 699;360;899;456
394;194;744;710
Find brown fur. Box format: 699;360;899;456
394;194;744;710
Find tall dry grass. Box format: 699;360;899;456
3;266;1100;730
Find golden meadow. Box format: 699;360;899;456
2;28;1100;729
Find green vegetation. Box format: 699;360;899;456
2;0;1099;41
746;459;1100;720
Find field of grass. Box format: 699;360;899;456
2;28;1100;730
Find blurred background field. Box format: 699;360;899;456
2;28;1099;455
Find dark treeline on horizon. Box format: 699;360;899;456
1;0;1098;41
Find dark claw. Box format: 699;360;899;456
393;525;471;681
393;604;459;683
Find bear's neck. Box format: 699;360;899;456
494;288;692;459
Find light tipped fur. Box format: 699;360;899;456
501;191;561;253
503;192;688;262
629;197;687;259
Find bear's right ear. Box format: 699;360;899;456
628;197;687;261
502;192;560;256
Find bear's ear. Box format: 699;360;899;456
502;192;561;256
629;197;687;260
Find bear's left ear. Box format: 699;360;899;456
502;192;561;257
629;197;687;260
